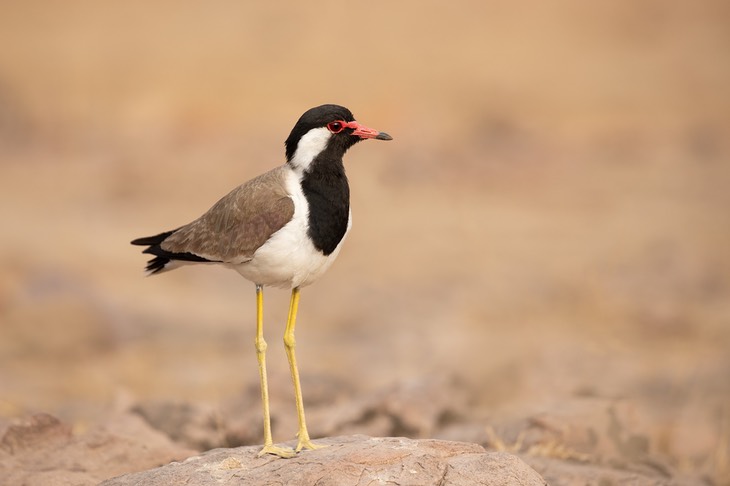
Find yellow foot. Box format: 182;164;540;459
296;438;327;452
257;444;297;459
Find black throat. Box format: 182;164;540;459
300;153;351;256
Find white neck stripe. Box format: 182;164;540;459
289;127;331;173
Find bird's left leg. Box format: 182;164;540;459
283;287;326;452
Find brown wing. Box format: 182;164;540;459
160;165;294;263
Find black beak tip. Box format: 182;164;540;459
376;132;393;141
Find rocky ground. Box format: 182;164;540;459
1;1;729;485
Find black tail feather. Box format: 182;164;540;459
145;256;171;274
132;228;215;274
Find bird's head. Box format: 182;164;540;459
285;104;392;172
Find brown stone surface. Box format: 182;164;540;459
0;413;196;486
524;456;704;486
100;436;546;486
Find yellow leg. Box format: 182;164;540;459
284;288;326;452
254;285;295;458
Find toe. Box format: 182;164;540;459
258;444;297;459
296;439;327;452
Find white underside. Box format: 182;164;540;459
229;168;351;289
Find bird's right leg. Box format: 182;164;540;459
254;285;295;458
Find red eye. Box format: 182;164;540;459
327;121;344;133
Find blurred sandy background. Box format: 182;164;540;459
1;1;729;484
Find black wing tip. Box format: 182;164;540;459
132;230;175;274
131;230;176;247
132;228;216;274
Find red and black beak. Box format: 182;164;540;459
344;121;393;141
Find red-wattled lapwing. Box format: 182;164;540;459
131;104;392;458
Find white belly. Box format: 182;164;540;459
230;170;351;289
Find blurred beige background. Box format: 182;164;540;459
1;1;729;483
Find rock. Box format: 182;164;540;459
0;413;196;486
525;456;706;486
131;400;226;450
101;435;546;486
132;375;474;451
0;412;72;454
312;376;473;439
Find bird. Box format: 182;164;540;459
131;104;392;458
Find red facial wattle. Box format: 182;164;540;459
327;120;393;141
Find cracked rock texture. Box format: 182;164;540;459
100;435;546;486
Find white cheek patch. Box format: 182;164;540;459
290;127;331;172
